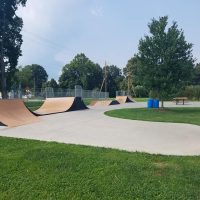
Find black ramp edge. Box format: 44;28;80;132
127;97;134;103
68;97;88;111
0;121;7;127
110;100;120;105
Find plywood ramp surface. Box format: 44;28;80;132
91;100;119;106
116;96;134;104
33;97;87;115
0;99;39;128
90;100;98;106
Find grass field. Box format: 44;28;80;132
105;107;200;126
24;100;44;111
134;97;148;102
0;136;200;199
83;98;99;106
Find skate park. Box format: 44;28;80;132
1;1;200;198
1;95;200;156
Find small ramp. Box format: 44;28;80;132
90;100;119;106
33;97;88;116
116;96;134;104
0;99;39;128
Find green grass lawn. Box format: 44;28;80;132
0;137;199;200
134;97;148;102
83;98;99;106
105;107;200;126
24;100;44;111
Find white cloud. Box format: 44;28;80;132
18;1;53;33
91;6;103;17
17;0;83;35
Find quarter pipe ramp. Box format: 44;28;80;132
116;96;134;104
0;99;39;128
90;100;120;106
33;97;88;116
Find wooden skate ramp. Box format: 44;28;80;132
116;96;134;104
33;97;88;116
0;99;39;128
90;100;98;106
91;100;119;106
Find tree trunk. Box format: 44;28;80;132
161;100;164;108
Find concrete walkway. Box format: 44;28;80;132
0;102;200;156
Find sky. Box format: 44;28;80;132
17;0;200;81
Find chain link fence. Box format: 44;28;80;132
116;90;130;96
3;85;109;100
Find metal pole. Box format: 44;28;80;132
34;76;36;97
104;61;107;99
128;73;130;96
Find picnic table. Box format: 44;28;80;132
173;97;188;105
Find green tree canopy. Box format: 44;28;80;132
30;64;48;89
0;0;27;98
137;16;194;107
102;65;123;97
59;53;103;90
15;66;32;89
122;55;141;95
44;78;58;88
16;64;48;89
192;63;200;85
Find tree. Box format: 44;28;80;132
44;78;58;88
59;53;103;90
0;0;27;98
15;66;33;89
122;55;141;95
102;65;123;97
30;64;48;89
16;64;48;90
134;85;148;97
192;63;200;85
137;16;194;107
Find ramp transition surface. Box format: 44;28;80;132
116;96;134;104
33;97;88;116
90;100;120;106
0;99;39;127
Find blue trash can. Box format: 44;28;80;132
147;99;153;108
153;99;159;108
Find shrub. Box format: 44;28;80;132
182;85;200;100
134;85;148;97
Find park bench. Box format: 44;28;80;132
173;97;188;105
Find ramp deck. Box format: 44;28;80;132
116;96;134;104
33;97;88;115
90;100;119;106
0;99;39;127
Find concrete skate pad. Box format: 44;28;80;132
116;96;134;104
33;97;88;116
0;99;39;127
1;102;200;155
